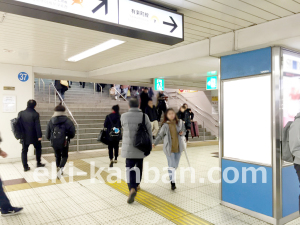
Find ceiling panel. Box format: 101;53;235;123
187;0;266;24
265;0;300;13
184;16;232;33
151;0;253;27
1;0;300;75
213;0;281;19
241;0;294;17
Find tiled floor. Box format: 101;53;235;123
0;144;299;225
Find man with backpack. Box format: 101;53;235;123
18;100;45;171
121;98;152;204
104;105;121;168
46;104;76;178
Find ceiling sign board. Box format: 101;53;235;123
1;0;184;45
15;0;119;24
119;0;183;39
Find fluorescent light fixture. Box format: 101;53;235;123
67;39;125;62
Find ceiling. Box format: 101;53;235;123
1;0;300;77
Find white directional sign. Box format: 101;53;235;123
11;0;184;44
119;0;183;39
15;0;119;24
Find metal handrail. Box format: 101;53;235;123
113;86;128;102
165;92;218;137
94;83;103;97
166;91;219;125
50;82;80;153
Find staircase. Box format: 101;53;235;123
34;79;128;154
165;92;216;142
34;79;215;154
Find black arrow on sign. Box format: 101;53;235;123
92;0;108;15
163;16;178;33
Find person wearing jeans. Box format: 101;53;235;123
121;98;152;204
0;134;23;216
153;108;186;190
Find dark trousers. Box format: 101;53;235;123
108;141;119;160
22;141;42;169
0;179;12;213
157;104;166;122
80;82;85;88
185;130;190;142
126;158;144;191
294;164;300;212
54;147;69;168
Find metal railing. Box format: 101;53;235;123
50;83;80;153
39;78;45;92
94;83;103;97
165;91;219;138
113;86;128;102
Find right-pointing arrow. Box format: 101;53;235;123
92;0;108;15
163;16;178;33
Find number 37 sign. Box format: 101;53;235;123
18;72;29;82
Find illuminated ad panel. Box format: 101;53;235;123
223;75;272;165
282;51;300;127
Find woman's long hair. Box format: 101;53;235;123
162;108;179;125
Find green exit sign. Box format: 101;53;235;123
206;76;218;90
154;78;165;91
207;71;218;76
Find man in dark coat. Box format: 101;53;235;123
55;80;68;101
140;88;149;113
157;91;167;121
145;99;159;138
18;100;45;171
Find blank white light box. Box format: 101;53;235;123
223;74;272;165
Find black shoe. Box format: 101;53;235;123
171;182;176;191
24;167;30;172
127;190;137;204
37;163;45;168
1;207;23;217
109;160;114;168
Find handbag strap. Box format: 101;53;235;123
142;113;146;125
108;114;118;128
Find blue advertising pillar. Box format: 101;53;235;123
219;47;300;225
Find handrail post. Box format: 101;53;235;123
94;83;96;95
203;121;205;142
55;91;57;106
100;84;103;98
39;78;41;91
77;124;79;153
48;84;51;103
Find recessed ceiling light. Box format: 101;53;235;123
67;39;125;62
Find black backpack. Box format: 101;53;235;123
51;123;67;149
108;115;121;142
11;116;24;140
134;113;152;153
